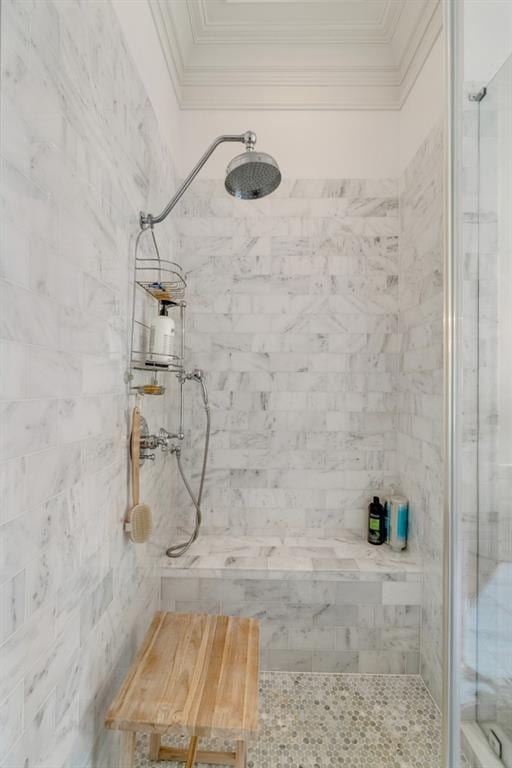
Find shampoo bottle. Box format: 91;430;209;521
147;301;175;366
367;496;386;545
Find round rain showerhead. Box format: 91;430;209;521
225;150;281;200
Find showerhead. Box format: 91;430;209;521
140;130;282;228
225;133;281;200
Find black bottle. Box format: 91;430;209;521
367;496;386;545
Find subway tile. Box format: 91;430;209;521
161;577;200;605
27;347;82;398
0;399;59;461
289;627;336;651
79;571;113;643
0;456;26;524
335;627;381;651
314;604;358;627
265;650;312;672
0;681;23;764
358;651;407;674
380;627;420;651
0;569;25;644
0;341;28;400
24;443;81;511
382;581;422;605
3;689;56;768
312;651;359;673
336;582;382;605
174;600;221;614
0;603;55;704
0;278;60;348
260;624;289;650
24;610;80;723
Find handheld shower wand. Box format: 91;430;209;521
166;371;210;558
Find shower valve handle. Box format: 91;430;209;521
140;429;183;456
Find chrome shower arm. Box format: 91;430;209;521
139;131;256;229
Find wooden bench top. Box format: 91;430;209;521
105;612;260;740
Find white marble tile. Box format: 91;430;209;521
0;456;26;524
0;341;28;400
24;610;80;723
0;399;59;461
2;689;56;768
265;649;312;672
289;627;336;651
312;650;359;672
398;121;444;706
179;179;401;542
24;443;81;511
0;569;25;644
359;651;407;674
335;627;381;651
382;581;422;605
0;2;180;765
0;681;23;764
0;603;55;705
27;347;82;398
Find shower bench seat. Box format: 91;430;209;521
160;533;423;675
105;611;259;768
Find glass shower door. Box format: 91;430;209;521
475;52;512;767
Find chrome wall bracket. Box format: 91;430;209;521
139;132;256;229
468;87;487;102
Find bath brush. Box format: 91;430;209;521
125;407;152;543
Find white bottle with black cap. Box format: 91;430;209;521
147;301;175;366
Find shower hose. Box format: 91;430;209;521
166;374;210;558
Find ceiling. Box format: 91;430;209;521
150;0;442;110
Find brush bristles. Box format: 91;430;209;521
127;504;152;543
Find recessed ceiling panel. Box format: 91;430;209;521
150;0;441;109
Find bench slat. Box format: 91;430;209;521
105;612;259;739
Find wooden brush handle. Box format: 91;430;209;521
131;407;141;506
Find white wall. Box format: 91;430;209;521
112;0;182;158
115;1;444;181
177;110;399;180
464;0;512;83
399;34;444;175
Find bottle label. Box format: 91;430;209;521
397;507;408;539
369;518;380;531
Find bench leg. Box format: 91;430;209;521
149;734;161;761
185;736;199;768
235;740;246;768
119;731;136;768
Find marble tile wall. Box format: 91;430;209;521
0;1;179;766
161;574;422;674
397;121;444;707
173;178;401;541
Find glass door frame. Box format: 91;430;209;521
443;0;464;765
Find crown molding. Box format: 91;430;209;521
397;0;442;104
149;0;441;111
189;0;405;44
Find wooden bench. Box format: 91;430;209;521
105;612;260;768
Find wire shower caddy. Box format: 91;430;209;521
128;228;186;393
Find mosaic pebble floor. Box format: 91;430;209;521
134;672;449;768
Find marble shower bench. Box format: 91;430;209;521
160;534;422;674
